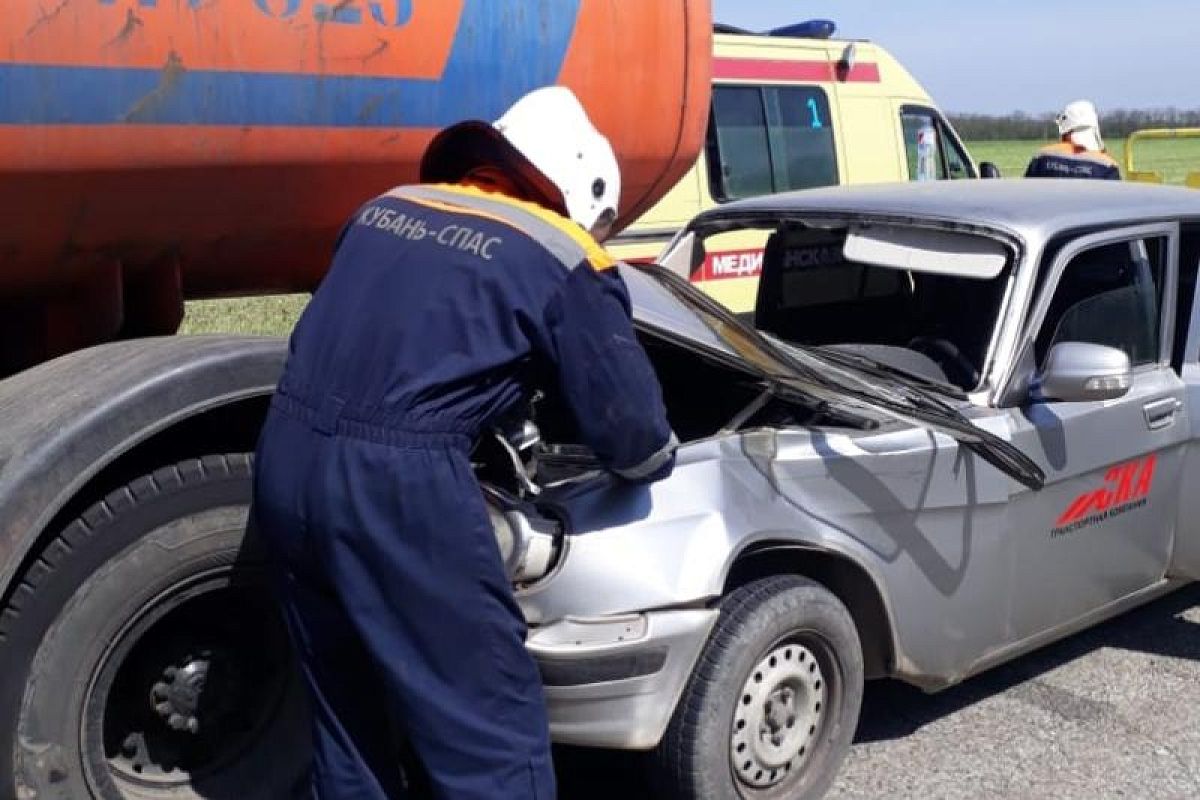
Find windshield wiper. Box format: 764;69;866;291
630;263;1045;491
810;345;969;401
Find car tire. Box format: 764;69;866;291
0;455;311;800
652;575;864;800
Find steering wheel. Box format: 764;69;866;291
906;336;980;389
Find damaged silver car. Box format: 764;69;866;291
482;180;1200;800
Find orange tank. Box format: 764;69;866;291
0;0;711;371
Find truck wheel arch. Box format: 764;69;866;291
722;542;897;680
0;336;286;604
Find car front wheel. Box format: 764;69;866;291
652;575;864;800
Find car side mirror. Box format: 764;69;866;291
1034;342;1132;402
980;161;1002;179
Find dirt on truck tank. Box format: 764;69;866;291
0;0;711;373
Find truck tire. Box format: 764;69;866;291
0;455;311;800
652;575;864;800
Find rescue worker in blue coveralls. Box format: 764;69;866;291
1025;99;1122;180
251;86;677;799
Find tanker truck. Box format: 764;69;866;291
0;2;711;797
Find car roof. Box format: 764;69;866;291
691;179;1200;241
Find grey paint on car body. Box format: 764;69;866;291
521;179;1200;749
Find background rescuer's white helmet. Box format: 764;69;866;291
420;86;621;233
1056;99;1105;152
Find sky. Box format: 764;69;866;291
710;0;1198;114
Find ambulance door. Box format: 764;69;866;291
829;44;903;183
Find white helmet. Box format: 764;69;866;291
420;86;621;232
1056;99;1105;151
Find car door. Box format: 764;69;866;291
1167;223;1200;578
1004;223;1186;642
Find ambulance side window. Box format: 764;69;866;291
708;85;839;201
708;86;775;199
769;87;839;191
900;106;975;181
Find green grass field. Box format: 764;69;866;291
181;293;309;337
971;137;1200;184
180;137;1200;338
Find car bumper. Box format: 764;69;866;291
527;607;719;750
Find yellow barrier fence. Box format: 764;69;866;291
1124;127;1200;186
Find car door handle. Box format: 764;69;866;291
1143;397;1182;430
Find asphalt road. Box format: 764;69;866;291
556;583;1200;799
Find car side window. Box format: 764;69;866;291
900;106;975;181
1035;237;1167;369
1174;226;1200;369
707;85;839;201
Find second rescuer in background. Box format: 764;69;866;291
1025;99;1122;180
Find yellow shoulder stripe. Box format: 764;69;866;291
431;184;616;271
389;193;530;235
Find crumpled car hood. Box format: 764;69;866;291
617;262;1045;491
622;262;747;367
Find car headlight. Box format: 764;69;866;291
486;501;561;584
488;503;517;566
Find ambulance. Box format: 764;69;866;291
609;19;998;314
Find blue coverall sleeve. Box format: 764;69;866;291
543;265;678;482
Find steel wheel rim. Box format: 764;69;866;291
730;639;826;790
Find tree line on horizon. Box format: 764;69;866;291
948;108;1200;141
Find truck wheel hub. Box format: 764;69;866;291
730;641;825;789
148;647;239;735
151;659;205;732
